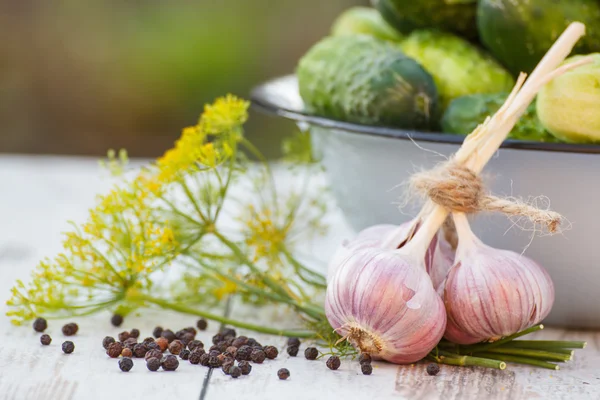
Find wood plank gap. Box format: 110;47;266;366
199;297;233;400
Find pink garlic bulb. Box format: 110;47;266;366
325;247;447;364
442;214;555;344
327;221;455;289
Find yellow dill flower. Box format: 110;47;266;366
242;205;289;265
199;94;249;135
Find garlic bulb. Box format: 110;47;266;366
327;221;455;287
325;247;446;364
442;213;555;344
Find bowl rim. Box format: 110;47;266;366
250;74;600;155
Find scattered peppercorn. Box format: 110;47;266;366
162;355;179;371
146;341;159;351
246;338;258;347
250;349;266;364
217;353;228;363
361;363;373;375
263;346;278;360
129;329;140;339
221;328;236;338
196;319;208;331
217;341;230;353
161;329;176;343
286;346;299;357
326;356;341;370
62;323;78;336
222;359;235;375
229;365;242;378
183;327;197;336
33;317;48;333
277;368;290;380
238;360;252;375
180;333;194;346
146;357;161;371
287;337;300;347
208;355;221;368
62;341;75;354
304;347;318;360
118;331;130;342
189;349;203;365
119;357;134;372
107;342;123;358
155;337;169;352
358;353;372;365
121;348;133;358
224;346;238;358
152;326;163;338
426;363;440;376
211;333;224;345
199;353;210;366
209;350;220;358
133;343;148;358
232;336;248;348
111;314;124;327
209;345;219;352
145;349;163;361
235;345;252;361
179;349;190;360
143;337;155;344
123;338;138;349
168;340;183;355
40;334;52;346
102;336;115;350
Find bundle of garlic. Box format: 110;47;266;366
325;22;592;369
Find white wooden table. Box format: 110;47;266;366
0;155;599;400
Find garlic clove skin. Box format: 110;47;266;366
325;247;446;364
442;238;555;345
327;221;455;286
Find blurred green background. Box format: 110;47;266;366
0;0;367;158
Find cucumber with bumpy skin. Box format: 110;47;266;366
331;7;403;43
297;35;438;129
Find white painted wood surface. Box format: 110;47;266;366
0;155;599;400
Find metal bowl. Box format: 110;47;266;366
251;75;600;328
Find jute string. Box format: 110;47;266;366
410;161;562;234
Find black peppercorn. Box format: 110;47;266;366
40;334;52;345
119;357;134;372
107;342;123;358
189;349;203;365
358;353;372;365
145;341;159;351
287;337;300;347
196;318;208;331
187;340;203;352
229;365;242;378
180;333;194;347
222;359;235;375
326;356;341;370
263;346;278;360
145;349;163;361
238;360;252;375
199;353;210;366
62;323;78;336
304;347;318;360
143;337;155;344
217;341;229;353
111;314;124;327
286;346;299;357
155;337;169;352
208;355;221;368
146;357;161;371
33;317;48;333
426;363;440;376
152;326;163;338
118;331;130;342
162;354;179;371
169;340;183;355
235;345;252;361
232;336;248;348
123;337;138;349
102;336;115;350
133;343;148;358
179;349;190;360
121;348;133;358
209;344;219;352
224;346;237;358
246;338;258;347
161;329;176;343
129;329;140;339
211;333;224;345
361;363;373;375
209;350;220;358
62;341;75;354
183;326;197;336
277;368;290;380
250;349;266;364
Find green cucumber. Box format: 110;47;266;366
297;35;438;129
331;6;403;42
373;0;478;39
477;0;600;75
